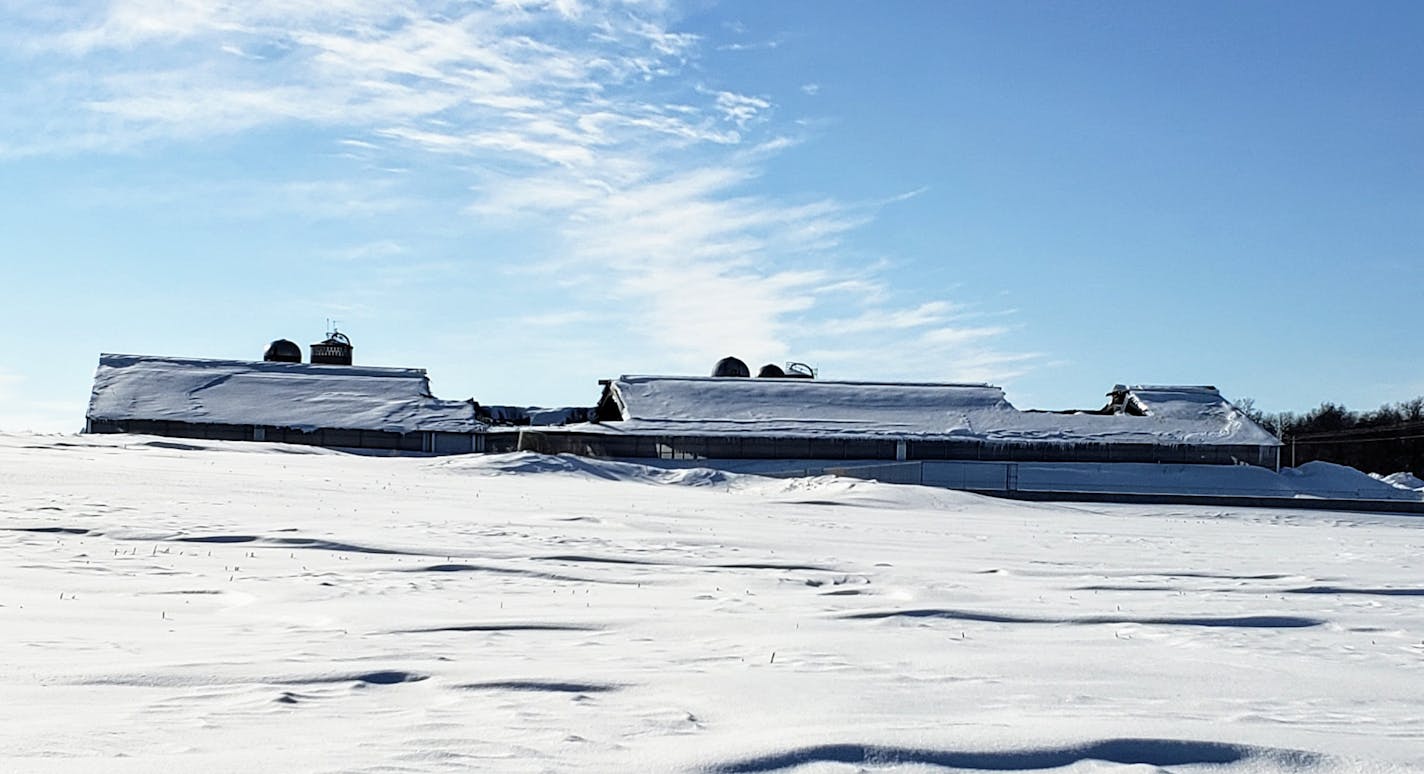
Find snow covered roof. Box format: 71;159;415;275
88;354;484;434
591;376;1280;447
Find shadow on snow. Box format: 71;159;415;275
706;738;1324;773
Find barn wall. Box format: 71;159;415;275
86;418;482;455
517;429;1280;469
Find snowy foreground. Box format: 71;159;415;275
2;433;1422;773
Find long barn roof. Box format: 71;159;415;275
88;354;483;434
592;375;1280;447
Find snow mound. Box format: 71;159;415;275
1280;461;1423;500
739;473;1005;511
431;452;737;487
435;453;1004;508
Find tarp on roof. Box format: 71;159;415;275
592;376;1280;447
88;354;483;434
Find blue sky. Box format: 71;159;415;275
2;0;1421;432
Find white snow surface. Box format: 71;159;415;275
1374;472;1424;492
598;376;1280;446
4;432;1423;773
88;354;483;434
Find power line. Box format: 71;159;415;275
1289;432;1424;446
1285;420;1424;442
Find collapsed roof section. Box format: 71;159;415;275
592;375;1280;447
88;354;484;434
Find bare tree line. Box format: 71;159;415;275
1236;396;1424;474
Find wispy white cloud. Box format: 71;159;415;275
715;39;782;52
3;0;1031;384
712;90;771;129
817;302;961;335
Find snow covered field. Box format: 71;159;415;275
2;432;1422;773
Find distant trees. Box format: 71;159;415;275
1240;396;1424;439
1237;395;1424;474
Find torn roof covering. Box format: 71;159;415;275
593;375;1281;447
88;354;484;434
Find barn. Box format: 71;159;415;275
85;353;488;453
519;375;1282;469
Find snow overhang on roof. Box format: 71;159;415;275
586;375;1280;447
88;354;485;434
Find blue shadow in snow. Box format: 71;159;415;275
454;680;621;693
707;738;1324;773
410;563;620;584
284;670;428;686
395;623;598;634
1287;585;1424;597
843;608;1322;628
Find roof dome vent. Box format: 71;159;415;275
712;356;750;378
756;363;786;378
263;339;302;363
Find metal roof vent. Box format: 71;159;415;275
712;356;750;378
263;339;302;363
310;329;353;366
